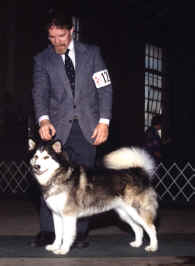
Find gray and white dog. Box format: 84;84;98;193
29;139;158;255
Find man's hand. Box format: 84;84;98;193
39;119;56;141
91;123;109;146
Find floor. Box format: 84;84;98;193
0;198;195;266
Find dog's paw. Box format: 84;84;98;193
129;240;142;248
53;247;70;255
45;243;60;251
144;244;158;252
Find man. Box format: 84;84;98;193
144;115;162;162
144;114;171;163
31;11;112;248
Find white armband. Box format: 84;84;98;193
93;69;111;88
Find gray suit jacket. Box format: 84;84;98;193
32;41;112;144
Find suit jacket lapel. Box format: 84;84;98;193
74;41;89;101
48;46;73;97
75;42;83;72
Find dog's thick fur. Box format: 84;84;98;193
29;139;158;255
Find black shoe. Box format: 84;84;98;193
72;234;89;249
29;231;55;247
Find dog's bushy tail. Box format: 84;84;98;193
103;147;155;177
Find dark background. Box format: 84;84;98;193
0;1;195;162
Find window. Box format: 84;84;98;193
72;17;80;40
145;43;166;131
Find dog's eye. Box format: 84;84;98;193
34;155;38;159
44;156;49;160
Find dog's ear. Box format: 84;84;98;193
28;138;36;151
52;140;62;153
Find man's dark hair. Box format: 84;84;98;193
46;10;73;30
151;114;162;126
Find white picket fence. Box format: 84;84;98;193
0;160;195;202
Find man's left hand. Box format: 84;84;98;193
91;123;109;146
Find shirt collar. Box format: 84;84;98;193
68;39;74;53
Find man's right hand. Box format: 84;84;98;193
39;119;56;141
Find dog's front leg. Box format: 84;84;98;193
46;213;63;252
53;215;77;255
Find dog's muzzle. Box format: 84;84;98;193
32;165;48;175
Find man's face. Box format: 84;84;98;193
48;26;74;54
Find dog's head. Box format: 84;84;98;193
28;138;64;186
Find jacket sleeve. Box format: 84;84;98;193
93;47;112;120
32;55;50;122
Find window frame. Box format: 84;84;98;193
144;43;167;133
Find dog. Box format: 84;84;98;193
29;138;158;255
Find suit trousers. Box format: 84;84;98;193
40;119;96;237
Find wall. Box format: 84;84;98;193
4;2;195;162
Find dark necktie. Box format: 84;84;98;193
65;49;75;97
